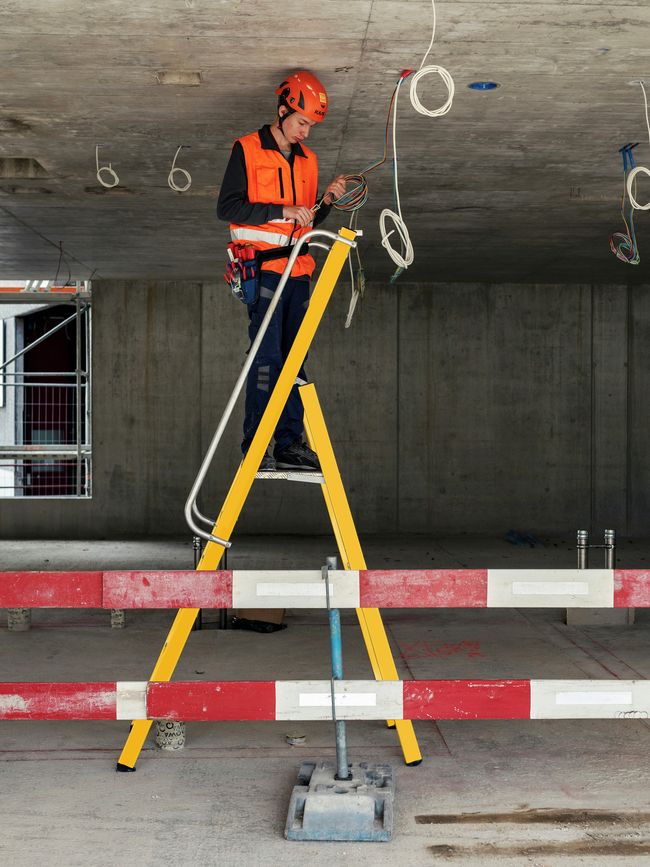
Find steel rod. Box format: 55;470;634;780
605;529;616;569
324;555;350;781
0;306;86;373
577;529;589;570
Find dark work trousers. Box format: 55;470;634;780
242;270;310;456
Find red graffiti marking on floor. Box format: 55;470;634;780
398;640;484;660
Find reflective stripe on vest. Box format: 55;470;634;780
230;227;296;246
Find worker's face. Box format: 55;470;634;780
280;109;316;144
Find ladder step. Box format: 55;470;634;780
255;470;324;485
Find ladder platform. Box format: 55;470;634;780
255;470;324;484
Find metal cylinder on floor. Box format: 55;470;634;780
154;720;186;751
7;608;31;631
110;608;125;629
577;530;589;570
605;529;617;569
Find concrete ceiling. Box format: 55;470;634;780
0;0;649;284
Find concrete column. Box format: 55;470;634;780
591;286;628;531
567;288;633;626
110;608;125;629
155;720;186;751
7;608;31;631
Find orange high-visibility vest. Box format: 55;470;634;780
230;131;319;278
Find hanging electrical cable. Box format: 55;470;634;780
95;145;119;189
627;81;650;210
316;0;454;325
168;145;192;193
610;143;641;265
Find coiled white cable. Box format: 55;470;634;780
378;0;454;272
95;145;119;189
379;77;415;270
168;145;192;192
409;0;455;119
627;82;650;210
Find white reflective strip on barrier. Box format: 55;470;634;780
232;570;360;609
230;227;293;247
257;583;329;598
116;681;148;720
487;569;614;608
275;680;403;721
299;693;377;707
531;680;650;719
512;581;590;596
556;691;632;706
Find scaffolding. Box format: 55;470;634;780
0;287;91;498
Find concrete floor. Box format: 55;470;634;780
2;535;650;865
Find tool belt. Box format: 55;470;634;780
224;242;309;305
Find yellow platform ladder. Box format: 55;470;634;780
117;226;422;770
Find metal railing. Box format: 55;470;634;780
184;229;357;545
0;299;91;498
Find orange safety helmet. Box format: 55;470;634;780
275;70;329;124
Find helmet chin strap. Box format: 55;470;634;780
277;101;295;131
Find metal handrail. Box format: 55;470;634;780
0;305;87;374
185;228;357;546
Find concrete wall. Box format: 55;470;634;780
0;280;647;538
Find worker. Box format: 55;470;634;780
217;70;346;471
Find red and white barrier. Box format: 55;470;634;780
2;679;649;721
1;568;650;609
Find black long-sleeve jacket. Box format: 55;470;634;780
216;125;331;227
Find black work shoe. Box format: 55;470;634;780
275;441;320;471
258;451;276;471
244;449;276;471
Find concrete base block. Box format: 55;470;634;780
285;761;394;842
566;607;635;626
7;608;31;631
110;609;125;629
155;721;186;751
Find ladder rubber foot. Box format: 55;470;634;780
116;762;136;773
406;759;423;767
386;722;396;729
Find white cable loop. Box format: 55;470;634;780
168;145;192;192
409;0;454;118
377;0;452;272
95;145;119;189
409;66;455;118
628;166;650;211
378;77;415;270
380;209;414;269
628;82;650;210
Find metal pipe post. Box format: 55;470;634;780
324;555;350;781
219;549;228;630
192;536;203;631
75;294;82;496
605;529;617;569
577;530;589;570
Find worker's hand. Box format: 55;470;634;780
323;175;347;205
283;205;313;227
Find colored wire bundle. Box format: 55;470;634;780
610;144;640;265
332;174;369;212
